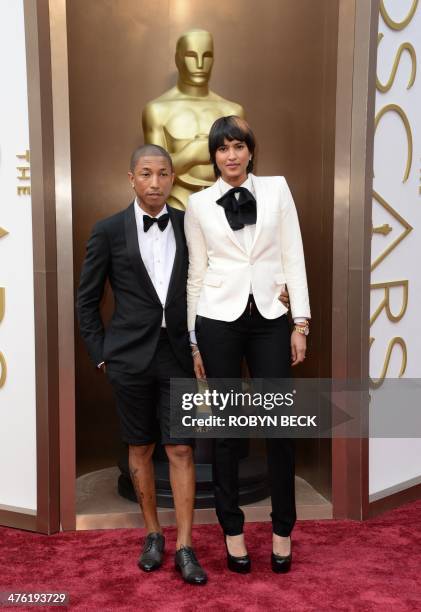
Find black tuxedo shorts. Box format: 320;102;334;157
106;329;193;446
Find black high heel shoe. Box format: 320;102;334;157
224;536;251;574
271;537;292;573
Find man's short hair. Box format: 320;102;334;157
130;144;173;173
208;116;256;177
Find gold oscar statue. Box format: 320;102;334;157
142;29;245;209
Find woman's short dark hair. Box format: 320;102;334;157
208;116;256;177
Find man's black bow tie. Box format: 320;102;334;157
143;213;170;232
216;186;257;231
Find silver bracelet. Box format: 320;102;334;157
192;349;200;358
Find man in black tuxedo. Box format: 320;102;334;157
77;144;207;585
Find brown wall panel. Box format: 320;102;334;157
67;0;338;491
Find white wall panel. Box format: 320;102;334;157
370;0;421;497
0;0;37;511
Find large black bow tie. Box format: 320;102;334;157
143;213;170;232
216;186;257;231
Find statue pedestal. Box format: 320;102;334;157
117;441;269;509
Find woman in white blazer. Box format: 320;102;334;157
184;116;310;574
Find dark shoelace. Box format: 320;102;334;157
177;547;200;568
143;535;162;554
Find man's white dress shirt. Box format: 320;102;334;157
134;199;176;327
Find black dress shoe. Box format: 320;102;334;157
138;532;165;572
174;546;208;585
271;538;292;573
225;537;251;574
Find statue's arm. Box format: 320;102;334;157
171;139;210;174
236;103;245;118
142;104;168;148
142;103;209;175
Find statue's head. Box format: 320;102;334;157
175;29;214;87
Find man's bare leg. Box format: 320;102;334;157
165;444;195;549
129;443;161;533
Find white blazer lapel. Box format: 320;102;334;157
212;180;247;254
250;174;266;251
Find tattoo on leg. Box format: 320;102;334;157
129;467;144;508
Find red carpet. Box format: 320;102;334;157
1;500;421;611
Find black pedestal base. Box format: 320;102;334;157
118;457;269;509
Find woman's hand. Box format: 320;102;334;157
291;331;306;366
191;346;206;380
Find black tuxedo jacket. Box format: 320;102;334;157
77;203;192;375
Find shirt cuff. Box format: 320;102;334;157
189;330;197;345
293;318;307;324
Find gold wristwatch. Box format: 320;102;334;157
293;322;310;336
